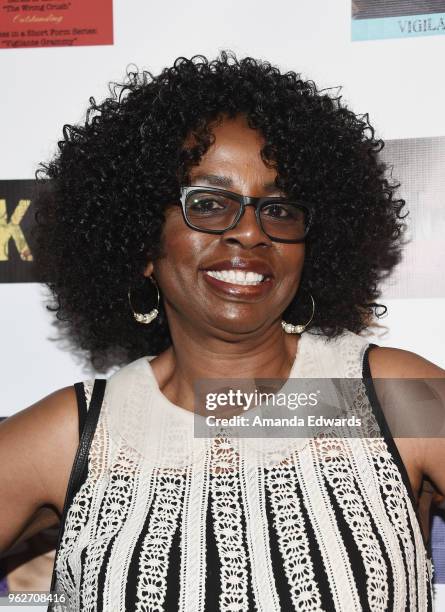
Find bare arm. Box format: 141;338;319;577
0;387;79;554
368;347;445;501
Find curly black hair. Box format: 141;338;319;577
33;51;406;371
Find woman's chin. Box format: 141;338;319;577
204;313;276;338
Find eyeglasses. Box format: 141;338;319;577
177;186;312;243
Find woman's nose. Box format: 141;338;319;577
221;204;271;248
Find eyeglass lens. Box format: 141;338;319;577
185;191;308;241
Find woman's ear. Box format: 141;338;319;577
143;262;154;278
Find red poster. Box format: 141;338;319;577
0;0;113;49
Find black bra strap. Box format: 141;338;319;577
69;379;106;500
49;378;106;597
362;344;420;516
74;382;88;439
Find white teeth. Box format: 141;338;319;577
206;270;265;285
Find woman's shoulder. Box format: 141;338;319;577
300;328;371;377
0;386;80;487
104;356;154;393
364;343;445;501
367;344;445;379
0;386;80;551
307;328;445;378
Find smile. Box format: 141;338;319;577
205;270;265;285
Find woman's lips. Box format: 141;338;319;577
201;270;274;298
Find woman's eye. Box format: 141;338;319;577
188;198;225;213
262;203;291;219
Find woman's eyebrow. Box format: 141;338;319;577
190;173;279;193
190;173;232;187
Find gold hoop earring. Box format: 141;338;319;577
282;293;315;334
128;276;160;325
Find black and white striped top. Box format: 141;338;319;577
49;330;433;611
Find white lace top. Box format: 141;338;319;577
50;330;433;611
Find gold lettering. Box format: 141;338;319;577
0;199;33;261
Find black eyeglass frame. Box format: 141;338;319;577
177;186;313;244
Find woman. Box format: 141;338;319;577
0;52;444;611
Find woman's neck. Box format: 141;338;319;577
150;321;299;412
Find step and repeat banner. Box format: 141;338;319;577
1;0;444;607
352;0;445;40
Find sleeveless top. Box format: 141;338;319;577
49;330;434;611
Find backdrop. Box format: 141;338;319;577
1;0;444;608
